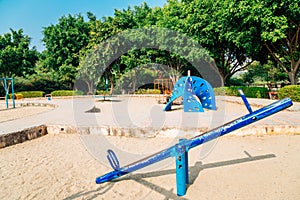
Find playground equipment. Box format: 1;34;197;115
0;78;15;109
96;77;111;100
154;78;173;104
164;75;216;112
95;89;293;196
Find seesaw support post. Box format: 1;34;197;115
175;139;189;196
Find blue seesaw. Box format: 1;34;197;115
164;76;216;112
95;89;293;196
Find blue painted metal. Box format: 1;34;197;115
96;97;293;195
3;78;8;109
11;78;15;108
164;76;216;112
107;149;120;170
1;78;15;109
164;77;185;111
176;139;189;196
238;88;252;113
183;77;204;112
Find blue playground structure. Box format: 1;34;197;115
95;90;293;196
164;76;216;112
0;78;15;109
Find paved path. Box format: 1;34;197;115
0;96;300;136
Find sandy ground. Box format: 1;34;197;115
1;97;300;199
0;106;53;123
0;133;299;200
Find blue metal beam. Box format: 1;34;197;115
96;98;293;185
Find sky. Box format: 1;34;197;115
0;0;166;52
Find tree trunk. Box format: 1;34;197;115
288;71;298;85
87;80;94;95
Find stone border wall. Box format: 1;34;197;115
1;124;299;149
0;125;47;149
46;124;300;138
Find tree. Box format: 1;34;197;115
230;0;300;84
179;0;258;85
42;14;92;88
242;61;288;87
79;3;163;93
0;29;38;77
260;0;300;84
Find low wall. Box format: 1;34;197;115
0;125;47;149
1;124;299;149
46;124;300;138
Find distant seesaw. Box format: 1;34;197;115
95;89;293;196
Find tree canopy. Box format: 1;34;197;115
42;13;93;88
0;29;38;77
1;0;299;94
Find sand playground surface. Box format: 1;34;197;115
0;96;300;199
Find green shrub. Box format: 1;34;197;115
51;90;84;96
16;91;44;98
214;86;269;98
213;87;227;96
134;89;161;94
96;90;110;95
278;85;300;102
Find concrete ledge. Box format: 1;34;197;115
2;124;299;149
46;125;208;138
0;125;47;149
235;125;300;136
46;124;300;138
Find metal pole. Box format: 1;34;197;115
3;78;8;109
11;78;15;108
175;139;189;196
238;88;252;113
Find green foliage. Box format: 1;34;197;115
96;90;110;95
278;85;300;102
42;13;93;89
227;77;246;86
134;89;160;94
213;87;227;96
0;29;39;77
242;61;289;84
234;0;300;84
2;0;299;93
14;70;64;95
180;0;255;84
17;91;44;98
51;90;83;96
214;86;269;98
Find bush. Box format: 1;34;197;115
16;91;44;98
14;76;66;95
227;77;246;86
213;87;227;96
96;90;110;95
278;85;300;102
51;90;84;96
134;89;161;94
214;86;269;98
9;93;24;100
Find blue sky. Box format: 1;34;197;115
0;0;166;52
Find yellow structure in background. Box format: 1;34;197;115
154;78;178;104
